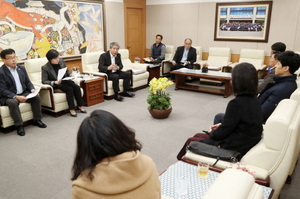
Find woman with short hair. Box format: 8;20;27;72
71;110;161;199
41;49;86;117
177;63;263;160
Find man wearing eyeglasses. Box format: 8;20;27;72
0;48;47;136
170;38;197;80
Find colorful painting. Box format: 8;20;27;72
0;0;104;60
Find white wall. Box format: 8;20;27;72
146;0;300;54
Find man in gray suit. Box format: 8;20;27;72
0;49;47;136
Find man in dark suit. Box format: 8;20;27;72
170;38;197;80
98;42;135;101
0;49;47;136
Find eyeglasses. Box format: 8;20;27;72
5;56;17;60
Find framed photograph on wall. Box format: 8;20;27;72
0;0;105;60
214;1;272;42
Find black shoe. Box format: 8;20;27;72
123;91;135;97
78;109;87;114
114;94;124;101
33;120;47;128
70;113;77;117
16;126;25;136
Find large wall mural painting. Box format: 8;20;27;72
0;0;104;60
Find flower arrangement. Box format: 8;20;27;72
202;63;208;73
134;57;141;63
147;77;174;110
71;66;79;71
226;162;256;179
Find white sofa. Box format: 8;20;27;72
24;58;82;117
230;48;266;70
0;103;33;133
184;99;300;199
199;47;232;71
82;50;149;99
161;45;175;76
202;168;263;199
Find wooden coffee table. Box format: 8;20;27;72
171;69;232;98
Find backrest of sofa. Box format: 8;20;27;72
194;46;202;62
81;51;104;72
165;45;174;61
207;47;231;66
118;49;133;69
24;58;48;84
239;49;265;69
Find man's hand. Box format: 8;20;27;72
108;64;119;70
15;95;27;103
172;61;176;66
55;80;62;85
150;57;154;62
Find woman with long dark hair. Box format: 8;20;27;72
71;110;161;199
177;62;263;160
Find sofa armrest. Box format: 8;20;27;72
161;60;172;75
183;150;269;183
132;63;149;70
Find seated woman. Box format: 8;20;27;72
41;49;86;117
71;110;161;199
177;63;263;160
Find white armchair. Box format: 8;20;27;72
202;169;263;199
193;46;203;70
118;49;149;91
183;99;300;199
0;103;33;133
199;47;232;71
24;58;82;117
230;49;266;71
161;45;175;76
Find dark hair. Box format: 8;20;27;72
1;48;15;59
277;51;300;74
231;63;258;95
272;51;281;60
71;110;142;181
271;42;286;52
45;49;59;62
156;34;163;40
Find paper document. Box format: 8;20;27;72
62;77;74;81
57;68;67;81
26;87;41;99
143;57;151;62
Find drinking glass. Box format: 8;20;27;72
175;176;188;197
197;162;209;178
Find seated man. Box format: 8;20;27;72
257;52;281;94
258;51;300;123
98;42;135;101
0;48;47;136
170;38;196;80
148;34;165;64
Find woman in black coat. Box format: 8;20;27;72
41;49;86;117
177;63;263;160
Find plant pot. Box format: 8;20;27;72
148;107;172;119
202;67;208;73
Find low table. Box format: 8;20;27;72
80;77;104;106
147;64;161;83
170;69;232;98
160;161;273;199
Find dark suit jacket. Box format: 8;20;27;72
202;94;263;157
41;59;71;86
0;64;35;105
172;46;197;64
98;51;124;74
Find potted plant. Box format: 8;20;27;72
147;77;174;119
71;66;80;75
134;57;141;63
202;63;208;73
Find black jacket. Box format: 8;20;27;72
0;64;35;105
202;94;263;157
258;75;297;123
172;46;197;64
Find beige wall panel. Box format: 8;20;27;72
171;3;199;48
146;5;174;48
105;2;125;50
225;42;259;55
